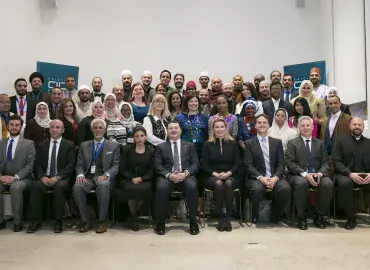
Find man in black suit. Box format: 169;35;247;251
281;74;298;102
27;119;76;233
27;72;50;103
47;87;63;119
332;117;370;230
285;116;333;230
245;114;291;224
10;78;37;121
262;82;293;126
154;120;200;235
90;76;105;102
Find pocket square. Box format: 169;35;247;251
106;152;112;155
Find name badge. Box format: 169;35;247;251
127;138;134;143
91;165;96;174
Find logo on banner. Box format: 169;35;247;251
283;61;326;90
36;61;79;93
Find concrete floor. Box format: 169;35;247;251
0;220;370;270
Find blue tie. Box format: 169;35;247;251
7;139;14;161
284;91;290;102
305;139;314;173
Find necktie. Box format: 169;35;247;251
284;91;290;103
49;141;57;177
96;142;101;151
305;139;314;173
173;141;181;172
68;92;72;99
6;139;14;161
53;104;59;116
19;97;24;116
261;137;271;177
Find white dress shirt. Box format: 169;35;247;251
170;139;182;172
143;115;167;146
313;84;328;100
6;135;20;160
272;98;280;112
329;110;341;137
46;137;62;176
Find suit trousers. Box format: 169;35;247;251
290;175;334;218
29;179;69;221
336;175;370;219
72;178;111;222
247;178;291;219
0;179;32;224
155;176;198;222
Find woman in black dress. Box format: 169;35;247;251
201;118;240;232
119;126;154;231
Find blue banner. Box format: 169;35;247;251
283;61;326;90
36;61;79;93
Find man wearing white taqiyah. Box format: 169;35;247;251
75;85;92;122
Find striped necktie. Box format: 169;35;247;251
261;137;271;177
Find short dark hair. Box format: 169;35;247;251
167;91;183;113
167;119;181;128
255;114;269;121
283;73;294;80
270;70;281;77
182;95;199;113
160;70;172;79
65;75;75;80
133;125;147;136
174;73;184;81
270;82;283;90
14;78;27;87
8;114;24;126
328;95;341;103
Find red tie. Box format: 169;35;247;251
19;97;24;116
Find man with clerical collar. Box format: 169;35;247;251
90;76;105;102
309;67;328;100
48;87;63;119
121;70;133;102
141;70;153;100
10;78;36;122
75;85;92;122
174;73;185;96
0;94;13;140
333;117;370;230
281;73;298;102
63;75;78;100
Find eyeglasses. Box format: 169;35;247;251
93;126;105;130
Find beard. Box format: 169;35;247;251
9;130;21;137
351;130;362;137
175;82;184;89
16;90;27;97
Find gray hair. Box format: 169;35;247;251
298;116;313;126
91;118;106;130
259;80;270;87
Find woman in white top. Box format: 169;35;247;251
142;94;171;146
268;108;297;153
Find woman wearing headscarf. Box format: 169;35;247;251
325;86;351;116
77;100;107;146
290;80;326;127
268;108;297;153
106;102;140;146
236;97;259;150
24;102;51;149
104;93;123;122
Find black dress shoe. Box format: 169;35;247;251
344;219;357;230
130;218;139;232
224;219;232;232
27;222;42;233
297;218;308;230
155;220;165;235
189;222;200;235
0;221;6;229
314;215;326;229
54;220;63;233
13;224;23;232
79;221;93;233
217;218;224;232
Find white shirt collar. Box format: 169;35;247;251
257;134;268;141
301;135;312;142
94;138;105;144
170;138;181;144
16;94;26;100
9;135;20;143
51;137;62;144
272;97;280;103
331;110;341;118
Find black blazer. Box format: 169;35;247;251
154;140;199;179
332;135;370;176
285;136;330;176
280;89;298;101
59;117;78;145
119;145;154;181
201;139;240;177
77;116;94;146
245;136;285;180
262;99;293;126
26;91;50;103
34;138;76;180
9;95;37;120
47;101;59;120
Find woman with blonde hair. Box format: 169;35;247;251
201;118;240;232
142;94;171;146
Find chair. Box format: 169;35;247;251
201;188;243;228
0;191;11;223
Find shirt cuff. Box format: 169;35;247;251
301;172;308;177
105;173;110;180
184;170;190;177
76;174;85;180
257;175;263;180
166;173;171;180
14;175;20;182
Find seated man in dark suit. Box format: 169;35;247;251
285;116;333;230
332;117;370;230
245;114;291;224
262;82;293;126
154;120;200;235
73;118;120;234
0;115;36;231
27;119;76;233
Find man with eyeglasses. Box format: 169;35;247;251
0;94;14;140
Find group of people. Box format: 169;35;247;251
0;66;368;236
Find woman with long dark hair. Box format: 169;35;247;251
58;98;79;148
288;97;318;137
168;91;182;120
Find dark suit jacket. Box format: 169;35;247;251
332;135;370;176
245;136;285;180
89;93;106;103
34;138;76;181
154;140;199;179
262;98;293;126
280;89;298;101
9;95;37;120
59;117;78;145
26;92;50;103
285;136;330;176
48;102;60;120
119;145;154;181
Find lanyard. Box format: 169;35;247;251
31;91;41;101
16;97;27;114
92;141;104;162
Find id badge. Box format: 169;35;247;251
127;138;134;143
91;165;96;174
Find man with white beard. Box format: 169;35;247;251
75;85;92;122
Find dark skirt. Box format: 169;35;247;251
203;176;238;190
119;179;153;201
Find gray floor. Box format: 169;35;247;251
0;220;370;270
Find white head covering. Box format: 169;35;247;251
104;93;123;121
241;97;259;112
121;70;132;77
34;102;52;128
268;108;297;151
118;102;137;127
327;86;338;96
141;71;152;76
91;100;107;119
199;71;209;79
78;85;90;92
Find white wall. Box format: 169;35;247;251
1;0;323;95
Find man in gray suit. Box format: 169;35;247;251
285;116;333;230
73;118;120;234
0;114;35;231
